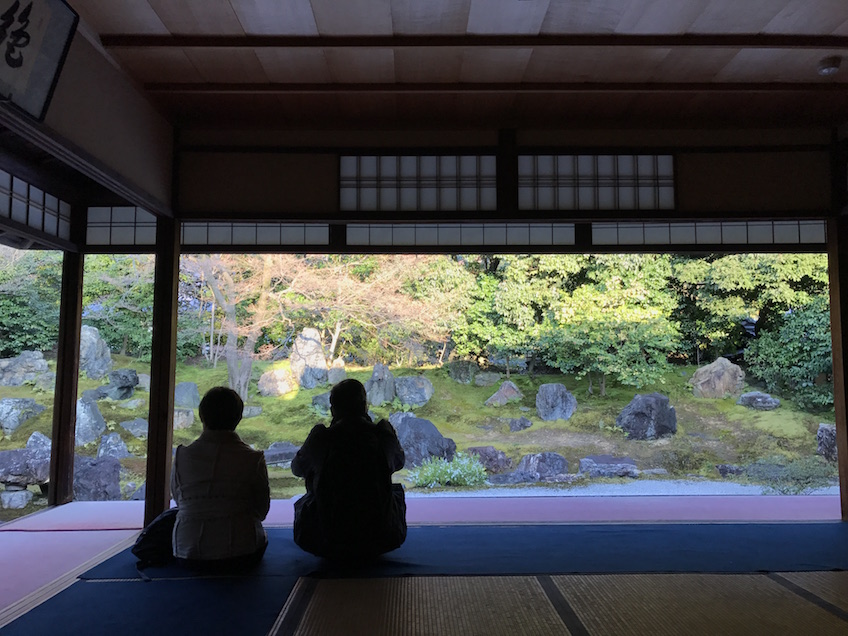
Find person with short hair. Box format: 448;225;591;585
171;386;270;571
292;378;407;560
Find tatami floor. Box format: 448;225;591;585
0;495;842;630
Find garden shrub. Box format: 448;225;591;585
746;455;836;495
408;452;488;488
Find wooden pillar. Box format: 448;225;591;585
48;245;83;505
828;136;848;520
144;215;180;525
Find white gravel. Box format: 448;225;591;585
404;480;840;498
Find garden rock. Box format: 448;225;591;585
392;416;456;468
0;350;49;386
689;357;745;398
0;398;46;435
516;452;568;480
290;328;328;389
365;363;396;406
327;357;347;385
616;393;677;440
0;449;35;486
34;371;56;392
121;399;144;410
243;405;262;418
817;423;838;462
395;376;434;407
174;382;201;409
488;470;538;484
258;368;295;397
466;446;512;473
99;368;139;401
26;431;52;458
75;399;106;446
97;432;131;459
507;417;532;432
79;325;112;380
578;455;639;478
73;455;121;501
484;381;523;407
736;391;780;411
136;373;151;391
312;392;331;414
474;372;501;387
81;388;104;402
536;384;577;421
389;411;415;427
264;442;300;467
1;489;33;509
173;409;195;430
120;418;148;438
716;464;745;478
448;360;478;384
130;482;146;501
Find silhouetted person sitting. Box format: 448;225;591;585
292;379;407;560
171;386;270;571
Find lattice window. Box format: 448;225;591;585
340;155;497;212
591;220;826;246
181;222;329;247
519;154;674;211
0;169;71;240
87;207;157;246
346;223;575;247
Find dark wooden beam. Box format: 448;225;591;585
146;82;848;95
497;129;518;218
101;33;848;49
48;206;85;506
144;215;180;526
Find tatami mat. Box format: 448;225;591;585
271;573;848;636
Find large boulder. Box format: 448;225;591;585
75;399;107;446
484;381;523;407
97;432;131;459
392;416;456;468
0;398;46;435
289;328;328;389
264;441;300;467
365;363;396;406
395;376;435;407
689;357;745;399
516;452;568;480
578;455;639;478
79;325;112;380
736;391;780;411
474;372;501;387
506;416;533;432
616;393;677;440
120;418;148;438
817;423;838;462
136;373;151;392
99;368;139;401
174;382;201;409
26;431;52;458
258;368;295;397
535;384;577;421
0;432;51;487
73;456;121;501
466;446;512;474
327;357;347;385
312;392;331;415
173;409;195;430
488;470;539;484
448;360;478;385
0;350;50;386
1;488;33;509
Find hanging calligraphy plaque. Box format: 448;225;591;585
0;0;77;121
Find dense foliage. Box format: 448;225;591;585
408;452;488;488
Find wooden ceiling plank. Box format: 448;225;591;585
390;0;471;35
310;0;393;36
183;48;269;83
460;48;533;83
540;0;629;35
146;0;245;35
254;49;332;83
647;47;740;83
323;48;396;83
229;0;319;35
615;0;712;35
689;0;787;34
394;48;463;83
72;0;169;34
763;0;848;35
715;48;848;82
467;0;551;35
523;46;672;83
112;48;204;83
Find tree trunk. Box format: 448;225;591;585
599;373;607;397
438;341;447;365
121;334;128;357
505;353;510;379
587;374;594;395
328;320;342;361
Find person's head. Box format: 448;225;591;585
198;386;243;431
330;379;368;419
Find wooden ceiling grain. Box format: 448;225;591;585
69;0;848;130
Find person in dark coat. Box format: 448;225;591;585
292;378;406;560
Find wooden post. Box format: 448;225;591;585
48;246;83;505
144;215;180;526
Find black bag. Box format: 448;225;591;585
132;507;178;570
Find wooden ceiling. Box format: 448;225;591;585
69;0;848;130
